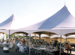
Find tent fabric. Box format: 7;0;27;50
0;6;75;35
21;6;75;30
0;30;9;34
0;14;16;30
0;15;14;27
0;14;22;35
18;6;75;35
0;14;22;30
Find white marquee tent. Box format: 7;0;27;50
0;14;16;30
0;14;16;35
0;14;28;35
0;6;75;37
0;5;75;55
16;6;75;35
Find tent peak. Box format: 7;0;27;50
0;14;15;27
12;12;15;16
64;0;66;6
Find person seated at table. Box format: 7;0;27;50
9;41;14;49
49;44;53;49
46;44;50;49
2;40;7;47
53;45;59;55
51;40;54;44
54;45;59;51
65;43;71;54
67;41;71;47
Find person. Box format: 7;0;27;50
15;38;19;52
65;43;71;54
46;44;50;49
53;40;58;47
19;38;22;41
16;41;21;52
49;44;53;49
67;41;70;47
53;45;59;55
2;40;7;47
3;40;9;53
51;40;54;44
31;43;34;48
19;42;24;53
2;39;4;43
9;41;13;49
25;45;29;53
63;41;67;46
13;39;15;44
54;45;59;51
22;39;25;45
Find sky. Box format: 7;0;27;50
0;0;75;27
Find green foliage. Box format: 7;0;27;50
10;34;27;38
10;34;14;38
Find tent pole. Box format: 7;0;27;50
66;36;67;42
39;33;41;42
34;34;36;42
9;30;10;39
3;33;4;40
29;33;31;55
59;35;62;55
46;37;47;43
66;34;67;42
13;33;15;38
49;33;51;44
35;34;36;43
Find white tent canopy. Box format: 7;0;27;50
0;14;16;30
0;6;75;35
0;14;18;35
67;35;75;38
0;30;9;34
0;14;29;35
0;14;27;30
50;35;66;39
18;6;75;35
0;6;75;55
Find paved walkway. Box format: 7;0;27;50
0;48;29;55
0;47;75;55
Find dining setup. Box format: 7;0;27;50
29;40;70;55
0;2;75;55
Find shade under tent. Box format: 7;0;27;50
0;5;75;55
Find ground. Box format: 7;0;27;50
0;48;29;55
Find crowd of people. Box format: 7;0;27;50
0;37;72;55
30;40;72;55
1;37;29;53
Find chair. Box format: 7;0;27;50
47;51;55;55
30;48;36;55
36;50;42;55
